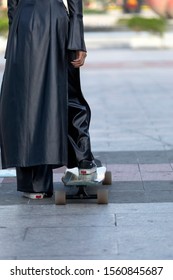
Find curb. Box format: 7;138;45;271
1;32;173;52
84;31;173;49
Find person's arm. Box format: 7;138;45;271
67;0;87;67
67;0;86;52
7;0;19;27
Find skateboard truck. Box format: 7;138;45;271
66;185;97;200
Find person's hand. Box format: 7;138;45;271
71;51;87;68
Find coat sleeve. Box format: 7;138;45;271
66;0;86;52
7;0;19;27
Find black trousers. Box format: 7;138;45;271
16;165;53;194
17;64;93;192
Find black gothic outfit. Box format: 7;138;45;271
0;0;93;193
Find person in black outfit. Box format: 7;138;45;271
0;0;96;199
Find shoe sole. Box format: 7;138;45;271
23;193;44;199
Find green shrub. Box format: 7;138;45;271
0;9;8;35
126;16;167;36
84;9;106;14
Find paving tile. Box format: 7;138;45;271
141;172;173;181
0;213;115;228
0;205;34;216
110;181;144;191
116;212;173;228
93;151;138;164
116;230;173;260
0;204;107;218
144;190;173;203
139;163;172;172
0;256;17;260
113;172;141;182
2;177;16;183
0;228;26;257
0;227;118;258
0;202;173;217
108;191;146;204
116;207;173;259
107;164;139;172
166;150;173;162
136;151;169;164
143;181;173;191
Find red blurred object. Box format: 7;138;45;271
126;0;138;8
123;0;141;13
147;0;173;17
168;0;173;17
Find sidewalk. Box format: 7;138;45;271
0;43;173;260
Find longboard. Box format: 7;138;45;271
55;165;112;205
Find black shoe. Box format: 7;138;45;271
78;160;97;175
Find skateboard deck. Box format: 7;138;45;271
62;166;106;186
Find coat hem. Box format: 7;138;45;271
1;161;67;169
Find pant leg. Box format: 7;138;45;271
16;165;53;194
67;62;93;168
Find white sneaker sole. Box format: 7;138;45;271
23;193;44;199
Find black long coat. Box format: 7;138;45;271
0;0;88;169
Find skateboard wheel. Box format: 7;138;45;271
55;190;66;205
102;171;112;185
97;189;108;204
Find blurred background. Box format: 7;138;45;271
1;1;173;35
1;1;173;48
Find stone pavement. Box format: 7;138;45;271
0;37;173;260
